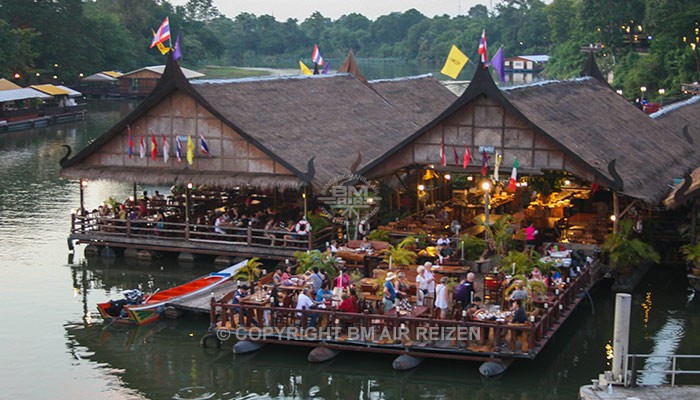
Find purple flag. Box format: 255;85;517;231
173;32;182;60
321;61;330;74
491;47;505;84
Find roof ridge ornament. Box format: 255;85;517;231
682;125;695;145
607;159;624;192
350;151;363;174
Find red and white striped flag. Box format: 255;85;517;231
478;30;488;64
312;44;324;66
162;134;170;163
150;17;171;48
452;143;459;167
176;136;182;162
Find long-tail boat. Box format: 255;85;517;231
97;260;246;325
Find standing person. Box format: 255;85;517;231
416;266;429;306
423;262;436;308
396;272;409;300
310;267;323;294
383;272;397;312
463;272;476;306
525;222;538;255
335;269;350;291
435;277;450;319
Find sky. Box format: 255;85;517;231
170;0;494;21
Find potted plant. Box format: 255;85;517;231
368;228;390;242
603;220;660;277
293;250;339;275
459;234;487;261
381;237;417;266
233;257;263;285
680;242;700;276
478;214;515;259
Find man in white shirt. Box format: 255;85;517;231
296;288;317;327
214;213;227;234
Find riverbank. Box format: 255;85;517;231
580;384;700;399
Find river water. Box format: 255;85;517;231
1;100;699;399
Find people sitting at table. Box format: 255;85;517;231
295;288;317;327
282;220;297;246
152;190;165;201
530;266;544;282
154;210;165;235
136;200;148;219
478;236;496;262
383;272;398;312
510;282;529;301
335;269;350;290
327;240;339;253
464;302;479;321
264;218;276;245
272;267;283;288
437;242;454;262
141;190;149;201
337;292;356;313
231;284;249;313
359;236;372;251
510;299;527;324
316;281;333;308
214;212;228;234
435;276;449;319
281;264;293;281
546;269;562;287
437;236;450;246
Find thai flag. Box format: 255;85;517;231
128;125;133;159
452;143;459;167
463;144;471;168
162;134;170;163
150;17;170;48
176;136;182;162
478;30;488;64
312;45;324;66
440;139;445;166
200;132;209;154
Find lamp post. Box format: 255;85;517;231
482;180;491;238
79;179;88;215
186;182;193;239
658;88;665;107
640;86;647;102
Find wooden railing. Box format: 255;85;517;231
209;258;596;355
70;212;337;251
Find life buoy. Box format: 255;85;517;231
295;219;312;235
357;220;370;236
200;333;222;349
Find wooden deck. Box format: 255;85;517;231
209;260;602;362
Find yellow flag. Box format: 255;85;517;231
299;60;313;75
440;45;469;79
152;29;171;55
186;135;194;165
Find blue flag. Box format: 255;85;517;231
321;61;330;74
173;32;182;60
491;47;505;84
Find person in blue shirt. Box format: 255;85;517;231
383;272;397;312
316;281;332;307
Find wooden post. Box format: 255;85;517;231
126;219;131;238
185;184;191;240
210;297;217;326
246;222;252;245
79;180;85;216
613;191;620;233
692;199;697;244
71;213;76;233
133;182;137;201
308;230;313;251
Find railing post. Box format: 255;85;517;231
247;223;252;246
629;355;638;388
210;297;217;327
612;293;632;383
71;213;76;233
185;220;190;240
672;356;677;387
308;231;313;251
126;219;131;238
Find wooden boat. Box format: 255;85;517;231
97;260;246;325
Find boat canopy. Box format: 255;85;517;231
0;88;52;103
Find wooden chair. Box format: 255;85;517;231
483;274;503;305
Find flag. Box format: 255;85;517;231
152;30;170;55
186;135;194;165
463;144;471;168
440;139;446;166
128;125;134;159
478;30;488;65
491;47;505;84
200;132;209;154
322;61;330;74
440;45;469;79
139;132;146;159
508;158;519;190
299;60;313;75
312;44;324;66
173;32;182;60
493;152;502;181
452;143;459;167
151;132;158;161
150;17;171;48
162;134;170;163
176;136;182;162
481;151;488;175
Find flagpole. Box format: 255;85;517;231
168;16;173;52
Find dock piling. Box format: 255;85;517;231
392;355;424;371
612;293;631;383
308;347;341;363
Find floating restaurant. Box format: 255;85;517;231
0;82;87;132
66;52;699;373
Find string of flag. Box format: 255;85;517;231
126;129;210;166
439;31;505;83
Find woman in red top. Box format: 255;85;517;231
337;293;356;313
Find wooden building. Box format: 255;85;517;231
60;52;456;259
504;55;549;72
79;71;122;97
0;78;22;91
118;65;204;97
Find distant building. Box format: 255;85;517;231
504;55;550;72
118;65;204;97
79;71;122;98
0;78;22;91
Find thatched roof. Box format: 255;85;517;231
360;57;694;203
61;53;455;190
664;167;700;208
651;96;700;147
